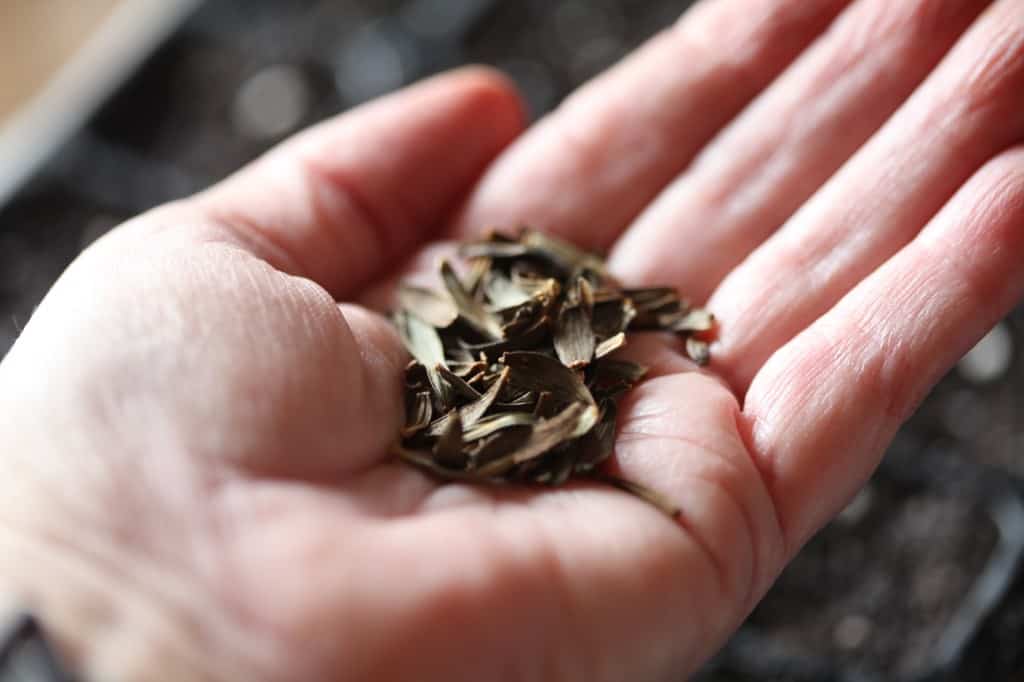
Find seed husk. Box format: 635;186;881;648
391;228;715;516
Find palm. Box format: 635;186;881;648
4;1;1024;680
118;230;762;681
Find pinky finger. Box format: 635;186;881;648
743;146;1024;553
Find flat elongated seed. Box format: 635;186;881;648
391;228;714;517
429;367;510;436
394;311;453;406
591;298;636;339
502;351;595;407
594;332;626;359
554;303;595;369
486;274;533;308
397;285;458;328
521;230;608;276
460;366;509;427
574;403;617;472
401;391;433;438
475;403;599;477
394;444;504;483
463;412;537;442
470;426;532;467
440;260;504;340
436;364;482;400
458;319;549;357
433;411;466;469
395;310;445;368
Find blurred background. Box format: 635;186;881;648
1;1;1022;680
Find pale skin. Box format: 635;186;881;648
2;0;1023;679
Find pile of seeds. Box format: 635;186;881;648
392;229;714;515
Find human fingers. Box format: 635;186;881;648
743;146;1024;553
192;67;524;299
450;0;850;250
709;1;1024;392
609;0;989;303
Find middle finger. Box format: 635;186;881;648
450;0;850;250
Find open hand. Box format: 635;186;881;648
2;1;1022;680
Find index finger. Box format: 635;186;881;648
451;0;850;250
194;67;525;299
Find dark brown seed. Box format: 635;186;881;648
591;297;636;340
458;318;549;357
538;445;577;486
532;390;557;419
391;228;714;517
463;412;537;442
460;366;509;427
394;443;501;482
436;364;482;401
554;303;595;369
401;391;433;438
588;360;648;401
469;426;533;467
394;311;453;406
502;351;595;408
433;411;466;469
520;230;608;277
440;260;504;340
574;403;617;473
475;402;599;476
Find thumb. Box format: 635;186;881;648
2;224;410;480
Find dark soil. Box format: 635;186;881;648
723;481;998;680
